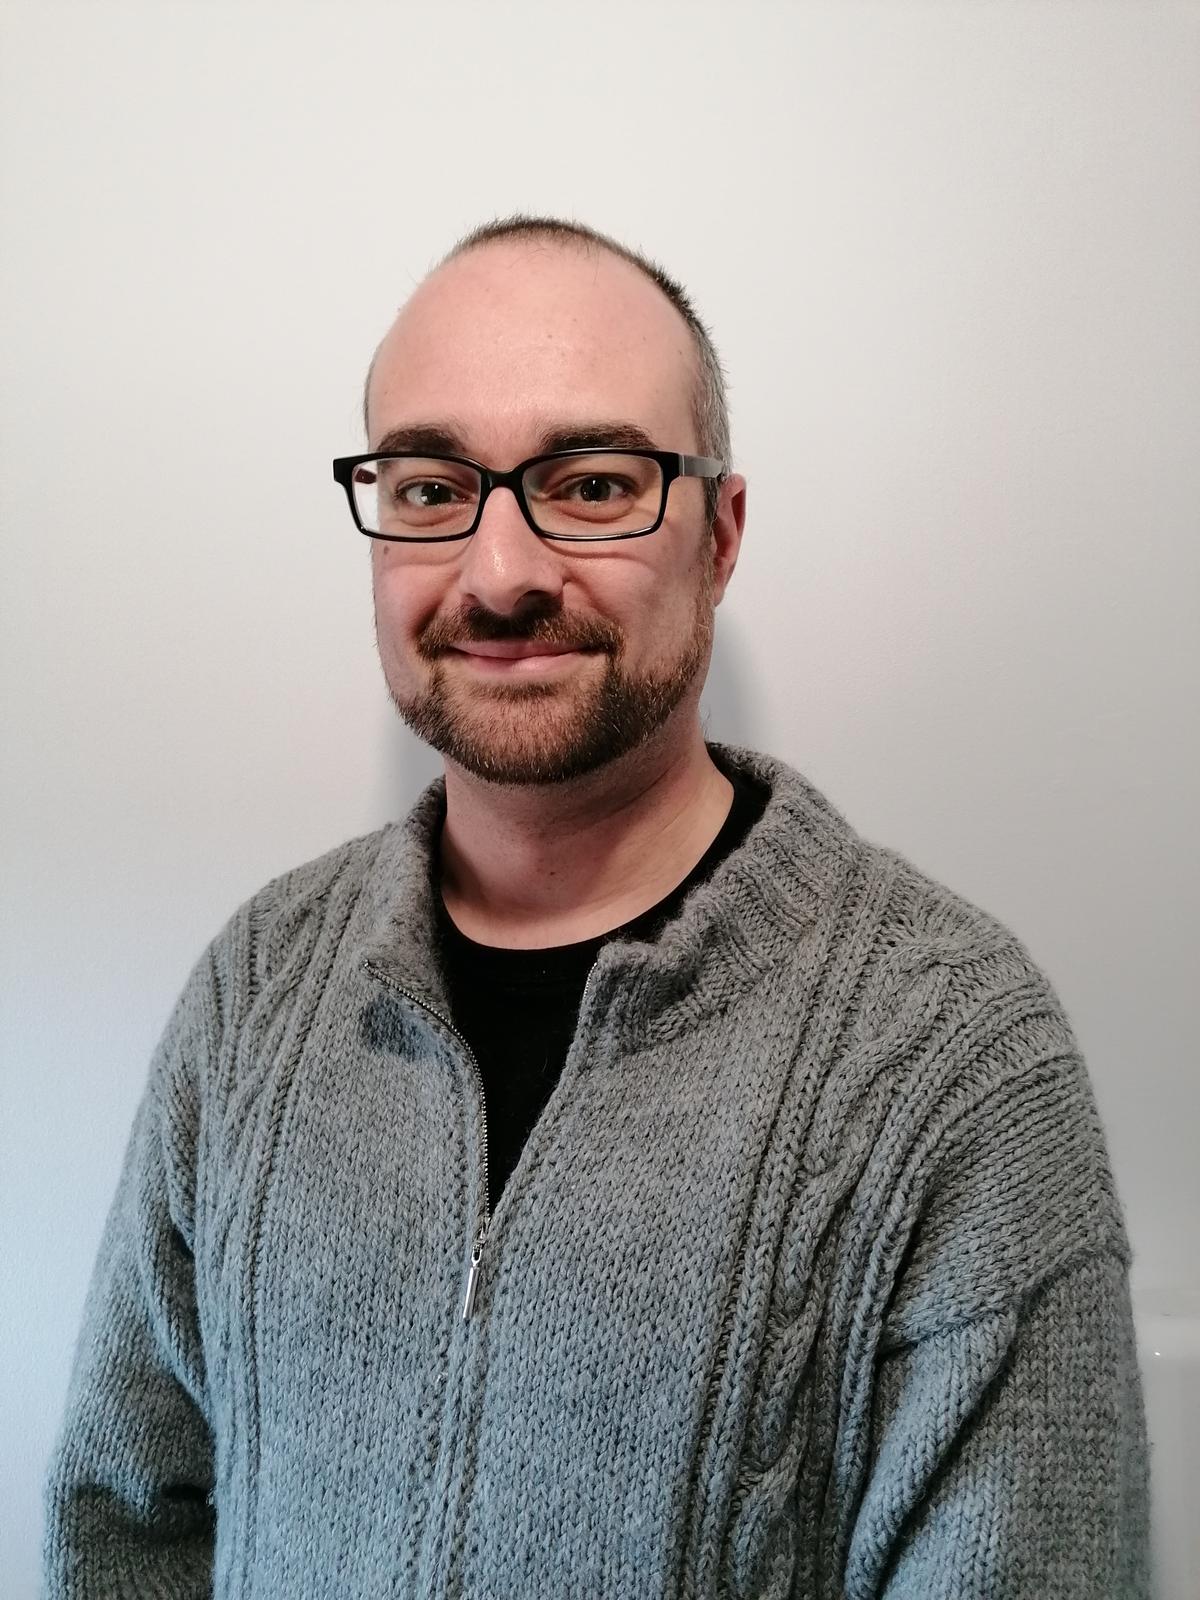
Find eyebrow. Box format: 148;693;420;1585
538;422;659;455
374;424;463;456
372;421;662;459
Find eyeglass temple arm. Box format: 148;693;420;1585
678;454;725;479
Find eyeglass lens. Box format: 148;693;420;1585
351;452;665;540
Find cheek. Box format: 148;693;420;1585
372;557;440;638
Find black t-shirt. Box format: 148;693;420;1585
433;751;770;1213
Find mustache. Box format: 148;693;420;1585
419;603;621;657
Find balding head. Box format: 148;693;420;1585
364;216;730;523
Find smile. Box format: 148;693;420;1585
447;645;592;675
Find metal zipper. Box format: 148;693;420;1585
364;956;601;1322
364;961;493;1319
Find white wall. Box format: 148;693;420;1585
3;2;1197;1594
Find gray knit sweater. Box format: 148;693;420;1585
43;742;1150;1598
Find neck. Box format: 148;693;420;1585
437;719;734;949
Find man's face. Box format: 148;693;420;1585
366;240;732;786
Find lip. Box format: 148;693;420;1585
448;643;594;676
452;642;581;660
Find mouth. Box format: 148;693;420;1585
452;641;582;660
448;642;595;675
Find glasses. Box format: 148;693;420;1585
331;448;725;543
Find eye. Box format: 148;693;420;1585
523;452;659;530
395;478;467;508
559;474;635;504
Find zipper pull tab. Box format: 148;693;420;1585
462;1225;487;1321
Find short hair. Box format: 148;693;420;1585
365;213;731;525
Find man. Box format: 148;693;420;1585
44;216;1150;1598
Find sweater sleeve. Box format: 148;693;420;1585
847;1250;1151;1599
42;943;222;1599
843;995;1153;1599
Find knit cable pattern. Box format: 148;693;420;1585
43;742;1150;1598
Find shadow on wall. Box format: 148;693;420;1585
372;616;767;816
700;619;766;755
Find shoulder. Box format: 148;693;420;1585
850;833;1074;1057
150;817;416;1125
212;820;407;1008
867;835;1046;971
863;838;1106;1181
244;821;396;941
839;843;1131;1335
723;742;1059;1015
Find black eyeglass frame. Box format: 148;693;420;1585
331;447;726;543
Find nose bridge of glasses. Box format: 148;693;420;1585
470;461;548;545
473;460;544;537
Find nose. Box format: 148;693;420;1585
455;483;565;616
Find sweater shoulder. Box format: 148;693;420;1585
228;821;401;1000
859;835;1105;1149
864;835;1054;980
835;842;1132;1338
823;831;1078;1080
866;836;1091;1091
130;827;398;1235
242;821;396;926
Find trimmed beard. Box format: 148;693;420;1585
381;556;715;786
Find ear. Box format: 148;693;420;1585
709;473;747;606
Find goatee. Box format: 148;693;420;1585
382;569;714;786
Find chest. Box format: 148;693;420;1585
198;958;855;1597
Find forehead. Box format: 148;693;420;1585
366;240;699;454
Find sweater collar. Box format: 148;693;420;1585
357;741;861;1046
